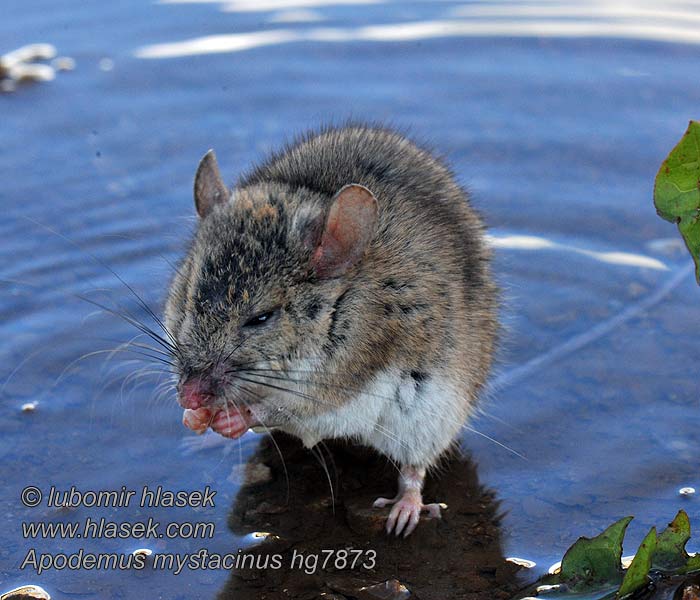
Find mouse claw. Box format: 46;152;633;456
374;492;444;537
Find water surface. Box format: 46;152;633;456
2;0;700;597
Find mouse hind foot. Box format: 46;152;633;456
372;465;444;537
373;492;443;537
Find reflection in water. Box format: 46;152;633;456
487;233;668;271
135;0;700;59
158;0;380;9
218;433;523;599
489;262;693;391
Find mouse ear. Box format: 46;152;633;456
311;184;378;279
194;150;230;218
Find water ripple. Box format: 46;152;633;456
136;1;700;59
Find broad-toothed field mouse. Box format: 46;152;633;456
166;125;498;537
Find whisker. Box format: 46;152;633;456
220;337;248;369
0;346;46;399
234;368;397;403
240;387;345;510
462;425;526;460
54;346;175;393
0;277;181;379
309;444;335;514
231;372;410;453
107;338;177;361
22;216;179;351
234;366;523;460
234;385;291;504
77;293;178;358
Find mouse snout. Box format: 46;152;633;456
178;377;216;410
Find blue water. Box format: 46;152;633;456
2;0;700;597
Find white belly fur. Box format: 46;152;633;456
283;369;469;469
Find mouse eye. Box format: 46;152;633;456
242;309;279;329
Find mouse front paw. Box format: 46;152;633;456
210;408;250;439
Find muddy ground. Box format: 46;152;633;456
217;433;525;600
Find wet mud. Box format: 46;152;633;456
219;433;524;599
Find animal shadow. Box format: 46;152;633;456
217;432;523;600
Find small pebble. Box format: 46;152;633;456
536;584;563;593
131;548;152;557
0;43;72;93
680;487;696;497
21;402;37;412
9;63;54;82
506;557;536;569
252;531;271;539
1;584;50;600
98;58;114;72
242;531;282;547
357;579;410;600
51;56;75;71
0;43;56;71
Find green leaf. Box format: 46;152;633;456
681;553;700;574
653;510;691;571
617;527;657;598
556;517;633;591
654;120;700;284
521;512;700;599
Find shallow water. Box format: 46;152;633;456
2;0;700;597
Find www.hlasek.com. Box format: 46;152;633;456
18;485;377;575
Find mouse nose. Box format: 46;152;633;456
178;378;215;410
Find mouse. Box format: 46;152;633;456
165;125;498;537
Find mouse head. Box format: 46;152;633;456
165;151;378;427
